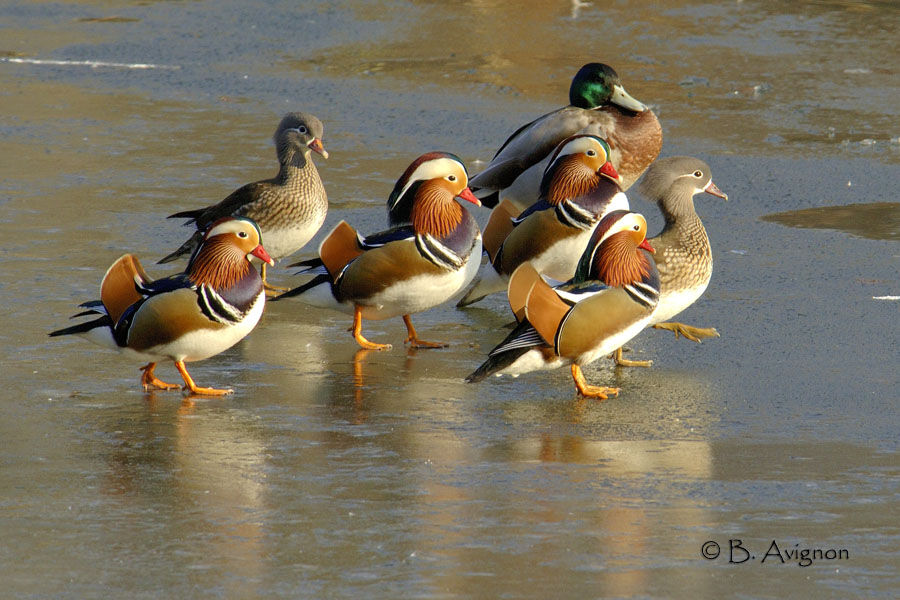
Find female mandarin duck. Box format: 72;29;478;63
468;62;661;212
466;210;659;399
159;112;328;291
50;217;274;395
275;152;482;350
614;156;728;367
457;134;627;307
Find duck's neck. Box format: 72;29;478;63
593;235;652;288
411;191;463;240
574;177;622;215
275;146;312;183
658;191;701;232
544;158;601;207
188;239;255;292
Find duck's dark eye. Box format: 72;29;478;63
297;126;308;134
238;231;249;238
633;225;640;231
693;170;703;178
447;174;457;182
586;149;597;157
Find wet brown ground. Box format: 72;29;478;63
1;1;898;598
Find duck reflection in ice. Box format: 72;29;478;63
97;399;269;596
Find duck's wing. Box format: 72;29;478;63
469;108;593;192
100;254;152;324
482;199;520;262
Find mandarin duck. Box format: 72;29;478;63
466;210;658;399
159;112;328;291
469;62;661;212
50;217;273;396
613;156;728;367
457;134;627;307
275;152;482;350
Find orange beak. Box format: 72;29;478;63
639;238;655;254
704;179;728;200
308;138;329;159
599;161;623;186
457;187;481;206
252;244;275;266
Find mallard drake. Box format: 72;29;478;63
50;217;273;396
159;112;328;291
275;152;482;350
468;62;661;212
457;134;627;307
466;210;658;399
614;156;728;367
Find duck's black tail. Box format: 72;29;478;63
288;256;325;271
49;314;112;337
272;273;330;301
465;320;546;383
167;208;203;222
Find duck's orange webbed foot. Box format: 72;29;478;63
402;315;447;349
611;347;653;368
140;363;182;391
174;361;234;397
653;322;719;343
352;306;392;351
571;364;619;400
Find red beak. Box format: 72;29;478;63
639;238;655;254
457;187;481;206
599;161;623;186
252;244;275;266
308;138;329;159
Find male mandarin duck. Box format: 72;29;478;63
275;152;482;350
466;210;659;399
468;62;661;212
50;217;274;396
614;156;728;367
457;134;627;307
159;111;328;291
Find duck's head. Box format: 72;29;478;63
275;111;329;163
570;63;647;113
574;210;655;286
189;217;274;287
541;134;623;204
639;156;728;205
387;152;481;235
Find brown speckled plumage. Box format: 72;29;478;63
652;218;712;296
638;156;726;323
161;111;328;265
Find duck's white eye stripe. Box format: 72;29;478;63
396;157;462;201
